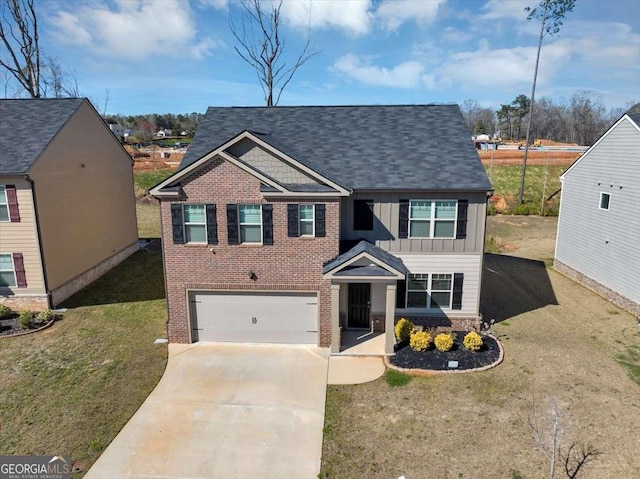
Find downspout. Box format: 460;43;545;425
25;174;52;309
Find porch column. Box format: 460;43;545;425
385;282;396;354
330;283;341;354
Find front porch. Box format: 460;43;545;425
323;241;409;356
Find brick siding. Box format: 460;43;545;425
160;158;340;346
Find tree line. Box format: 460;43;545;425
461;91;633;146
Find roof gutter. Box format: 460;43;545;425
24;174;52;309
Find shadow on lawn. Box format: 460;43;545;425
61;240;166;307
481;253;558;323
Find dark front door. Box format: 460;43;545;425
348;283;371;329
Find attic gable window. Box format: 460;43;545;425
599;192;611;211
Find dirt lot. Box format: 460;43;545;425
477;148;582;166
321;216;640;479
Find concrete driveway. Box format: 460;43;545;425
85;343;329;479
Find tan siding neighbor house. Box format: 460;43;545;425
0;98;139;310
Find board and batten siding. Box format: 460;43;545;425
29;100;139;291
0;177;46;295
395;253;482;316
556;117;640;303
341;191;488;254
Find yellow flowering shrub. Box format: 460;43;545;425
434;332;455;352
394;318;414;342
463;331;483;351
410;330;431;352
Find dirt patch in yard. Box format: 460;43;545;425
321;216;640;479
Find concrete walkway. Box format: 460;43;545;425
85;343;329;479
327;356;385;385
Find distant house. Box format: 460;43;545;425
155;129;172;138
555;112;640;315
108;123;126;139
0;98;139;310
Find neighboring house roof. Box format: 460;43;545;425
0;98;85;175
323;240;409;276
179;105;492;191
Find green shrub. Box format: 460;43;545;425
487;203;499;216
434;332;455;352
18;310;35;329
36;309;57;323
394;318;414;342
463;331;483;351
508;201;540;215
410;330;431;352
0;304;12;320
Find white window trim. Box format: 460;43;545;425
183;204;207;244
239;204;263;244
405;272;454;310
408;200;458;239
599;192;611;211
0;253;16;288
0;185;8;223
299;204;315;237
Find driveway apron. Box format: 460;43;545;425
85;343;329;479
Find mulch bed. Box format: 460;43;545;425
0;315;50;338
390;332;501;371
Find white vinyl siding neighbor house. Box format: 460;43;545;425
555;112;640;315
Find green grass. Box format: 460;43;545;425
616;344;640;386
0;244;167;474
137;202;161;238
383;369;412;387
486;165;564;215
484;235;506;254
133;169;174;196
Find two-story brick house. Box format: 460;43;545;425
150;105;492;354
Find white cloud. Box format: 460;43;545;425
279;0;373;36
434;41;572;91
332;54;434;89
198;0;230;10
376;0;446;31
49;0;219;61
479;0;529;21
441;26;473;43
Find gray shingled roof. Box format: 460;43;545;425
627;113;640;128
0;98;84;175
323;240;409;275
180;105;492;191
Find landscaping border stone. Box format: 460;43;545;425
0;318;56;340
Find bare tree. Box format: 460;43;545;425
230;0;317;106
519;0;575;203
528;395;601;479
0;0;40;97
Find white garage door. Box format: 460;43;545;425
191;291;318;344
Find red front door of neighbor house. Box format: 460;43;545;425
348;283;370;329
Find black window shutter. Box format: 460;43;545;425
5;185;20;222
206;204;218;245
456;200;469;239
13;253;26;287
354;199;374;231
398;200;409;239
315;204;326;237
396;279;406;308
452;273;464;310
287;204;299;237
170;204;184;244
227;204;239;245
262;204;273;245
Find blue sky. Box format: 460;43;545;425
31;0;640;115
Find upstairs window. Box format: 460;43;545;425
599;192;611;211
409;200;457;238
239;205;262;243
299;205;315;236
353;199;374;231
183;205;206;243
0;186;8;222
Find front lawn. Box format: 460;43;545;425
321;216;640;479
0;243;167;475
